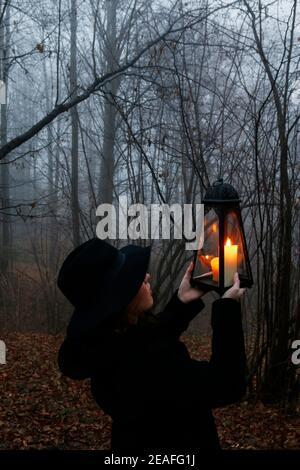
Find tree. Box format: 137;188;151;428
0;0;11;272
98;0;119;205
242;0;298;403
69;0;80;247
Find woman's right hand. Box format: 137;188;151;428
222;272;246;301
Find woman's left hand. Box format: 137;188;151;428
177;262;205;303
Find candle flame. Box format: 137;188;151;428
225;237;232;246
205;255;209;259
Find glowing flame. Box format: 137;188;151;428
225;237;232;246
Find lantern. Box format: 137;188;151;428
191;178;253;295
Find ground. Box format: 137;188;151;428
0;333;299;450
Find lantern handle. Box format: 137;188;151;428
213;178;223;186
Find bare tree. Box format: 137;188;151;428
70;0;80;246
98;0;119;204
0;0;11;272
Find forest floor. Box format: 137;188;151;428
0;332;299;450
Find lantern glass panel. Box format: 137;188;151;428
193;209;220;286
192;179;253;293
224;210;248;284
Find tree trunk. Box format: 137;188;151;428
263;138;293;402
70;0;80;246
42;56;57;270
98;0;118;205
0;1;11;273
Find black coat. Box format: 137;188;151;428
87;292;247;451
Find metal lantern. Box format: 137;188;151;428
191;178;253;295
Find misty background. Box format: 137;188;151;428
0;0;299;406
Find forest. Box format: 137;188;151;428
0;0;299;451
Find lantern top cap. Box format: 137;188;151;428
202;178;240;204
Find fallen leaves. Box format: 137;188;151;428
0;333;111;450
0;332;299;450
182;335;300;450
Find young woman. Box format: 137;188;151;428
57;238;247;451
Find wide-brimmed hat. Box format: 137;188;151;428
57;238;151;338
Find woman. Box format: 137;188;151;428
57;238;247;451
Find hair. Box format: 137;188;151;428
84;283;147;341
106;283;147;333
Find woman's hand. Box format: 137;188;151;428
222;272;246;301
178;262;205;303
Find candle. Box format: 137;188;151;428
209;237;238;286
224;237;238;287
211;257;219;282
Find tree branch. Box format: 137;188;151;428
0;0;240;161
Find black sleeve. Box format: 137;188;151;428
209;297;247;405
153;289;205;337
182;297;247;408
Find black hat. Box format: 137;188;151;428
57;238;151;338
